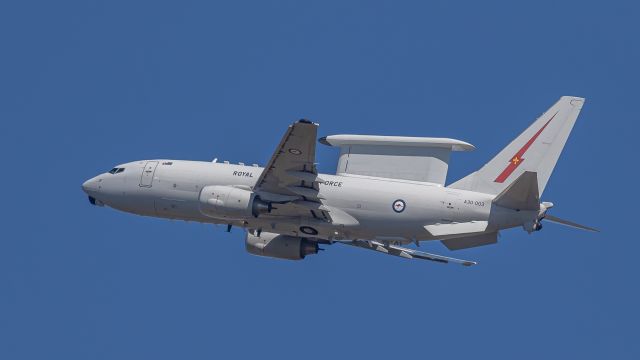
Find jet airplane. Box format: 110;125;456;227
82;96;597;265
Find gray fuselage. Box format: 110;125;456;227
82;159;534;244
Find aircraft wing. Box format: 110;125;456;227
254;120;321;199
342;240;477;266
253;120;336;223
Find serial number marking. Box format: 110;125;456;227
464;200;485;207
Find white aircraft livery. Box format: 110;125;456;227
82;96;597;266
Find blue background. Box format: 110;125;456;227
1;1;638;358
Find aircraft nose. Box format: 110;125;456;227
82;176;104;206
82;176;100;194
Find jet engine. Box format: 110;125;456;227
199;185;272;220
245;231;319;260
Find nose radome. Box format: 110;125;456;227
82;176;99;194
82;179;90;193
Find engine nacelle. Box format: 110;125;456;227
245;232;319;260
199;185;272;220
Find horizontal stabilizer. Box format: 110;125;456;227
544;214;599;232
492;171;539;211
442;232;498;250
424;221;488;237
342;240;476;266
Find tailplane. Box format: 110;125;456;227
543;214;599;232
449;96;585;195
492;171;539;211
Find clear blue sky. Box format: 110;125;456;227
1;1;638;359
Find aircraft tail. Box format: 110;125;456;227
448;96;585;195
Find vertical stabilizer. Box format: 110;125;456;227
448;96;585;195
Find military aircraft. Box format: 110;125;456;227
82;96;597;266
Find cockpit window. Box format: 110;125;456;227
108;167;126;174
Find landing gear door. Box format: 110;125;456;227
140;161;159;187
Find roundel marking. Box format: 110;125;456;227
392;199;406;213
299;226;318;235
288;148;302;155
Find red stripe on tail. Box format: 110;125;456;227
494;111;558;183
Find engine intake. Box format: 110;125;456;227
199;185;272;220
245;232;319;260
